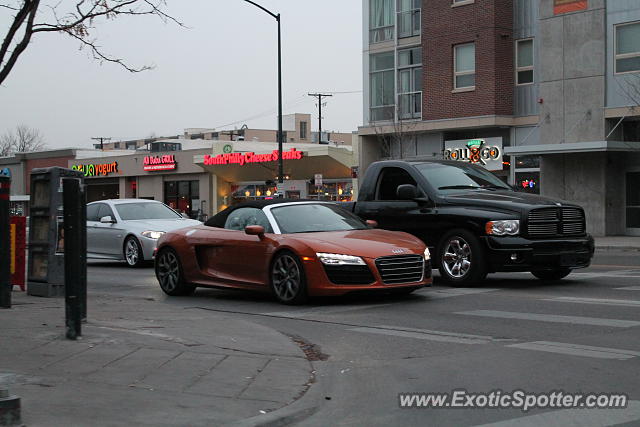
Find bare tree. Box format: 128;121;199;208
372;107;418;159
0;1;184;86
0;124;46;154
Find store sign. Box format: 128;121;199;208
443;138;503;171
72;161;119;177
554;0;587;15
203;148;304;166
144;155;177;172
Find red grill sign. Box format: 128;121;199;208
144;155;177;171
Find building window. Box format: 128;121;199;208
370;0;394;43
452;0;475;6
398;47;422;119
397;0;420;38
300;121;308;139
454;43;475;90
615;22;640;74
165;180;200;219
370;51;396;121
516;39;534;85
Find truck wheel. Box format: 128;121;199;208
531;268;571;281
437;229;487;286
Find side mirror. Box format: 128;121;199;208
366;219;378;228
245;225;265;238
100;215;115;224
396;184;418;200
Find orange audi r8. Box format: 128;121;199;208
154;200;432;304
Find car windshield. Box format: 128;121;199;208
415;162;512;193
115;202;182;220
270;203;368;234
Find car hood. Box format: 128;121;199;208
124;218;201;232
443;190;579;214
288;229;425;258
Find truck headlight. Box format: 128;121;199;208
485;220;520;236
141;231;165;239
316;253;365;266
423;247;431;261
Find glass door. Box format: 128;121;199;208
626;172;640;236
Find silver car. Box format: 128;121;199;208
87;199;201;267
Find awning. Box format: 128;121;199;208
504;141;640;156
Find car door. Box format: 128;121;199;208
86;203;101;256
93;203;126;257
211;207;273;286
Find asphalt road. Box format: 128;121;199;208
87;250;640;427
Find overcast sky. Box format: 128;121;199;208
0;1;363;149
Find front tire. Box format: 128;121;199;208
124;236;145;268
271;252;308;305
155;248;195;296
437;229;487;286
531;268;571;281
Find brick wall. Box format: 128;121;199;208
24;156;75;194
423;0;514;120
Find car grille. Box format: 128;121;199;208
375;255;424;284
526;207;585;237
323;264;375;285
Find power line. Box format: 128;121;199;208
91;137;111;150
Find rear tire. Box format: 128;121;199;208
155;248;196;296
437;229;487;286
531;268;571;281
270;251;308;305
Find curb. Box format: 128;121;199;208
595;246;640;252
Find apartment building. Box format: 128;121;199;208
359;0;640;236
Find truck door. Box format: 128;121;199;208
356;166;435;245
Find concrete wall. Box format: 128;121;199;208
538;0;606;145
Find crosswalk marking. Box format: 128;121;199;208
421;288;498;300
262;303;394;318
507;341;640;360
616;286;640;291
348;325;498;345
456;310;640;328
545;297;640;307
475;400;640;427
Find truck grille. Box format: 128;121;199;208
323;264;375;285
527;207;585;237
375;255;424;284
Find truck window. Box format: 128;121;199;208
375;167;417;200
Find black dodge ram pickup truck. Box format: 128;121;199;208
342;160;594;286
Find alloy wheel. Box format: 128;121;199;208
125;239;139;266
442;237;472;279
157;250;180;292
272;254;301;302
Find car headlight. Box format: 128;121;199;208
316;253;365;266
485;220;520;236
423;247;431;261
141;231;165;239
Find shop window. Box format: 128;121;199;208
454;43;475;90
627;172;640;229
516;39;534;85
164;180;200;219
515;155;540;169
308;181;353;201
515;171;540;195
615;21;640;74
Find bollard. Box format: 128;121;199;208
63;178;82;339
0;388;21;426
0;176;10;309
80;183;87;321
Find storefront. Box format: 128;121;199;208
71;140;357;218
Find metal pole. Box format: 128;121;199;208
277;13;284;186
318;95;322;142
0;176;11;309
63;178;82;339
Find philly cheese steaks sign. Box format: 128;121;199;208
443;138;503;171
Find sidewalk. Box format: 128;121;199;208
0;292;313;427
594;236;640;251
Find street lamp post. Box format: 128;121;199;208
242;0;284;187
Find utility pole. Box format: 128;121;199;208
91;137;111;150
308;93;332;143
